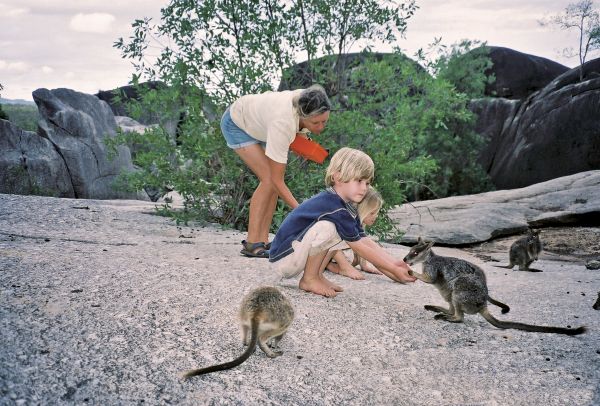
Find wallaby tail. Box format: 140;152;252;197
488;296;510;314
479;308;586;336
183;317;259;378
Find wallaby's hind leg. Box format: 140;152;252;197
424;305;452;314
268;332;286;349
434;306;465;323
242;325;251;345
524;260;543;272
259;334;283;358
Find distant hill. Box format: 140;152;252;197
0;97;35;106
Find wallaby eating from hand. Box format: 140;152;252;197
403;238;585;336
495;229;543;272
183;286;294;378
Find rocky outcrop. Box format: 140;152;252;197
469;97;521;173
28;88;145;200
483;47;569;99
473;58;600;189
0;119;74;197
389;170;600;245
96;81;166;118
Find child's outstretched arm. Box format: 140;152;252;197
347;238;416;283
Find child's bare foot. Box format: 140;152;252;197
338;261;365;280
299;277;337;297
327;262;365;280
321;274;344;292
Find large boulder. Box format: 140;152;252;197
0;119;74;197
95;81;182;137
481;58;600;189
483;46;569;99
469;97;521;173
32;88;145;200
96;81;166;118
389;170;600;245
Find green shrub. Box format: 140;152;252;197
1;104;39;131
0;104;8;120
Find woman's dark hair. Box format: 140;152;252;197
295;85;331;118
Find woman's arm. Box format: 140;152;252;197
268;158;299;209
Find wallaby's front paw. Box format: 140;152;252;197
267;350;283;358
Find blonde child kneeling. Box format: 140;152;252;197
268;147;415;298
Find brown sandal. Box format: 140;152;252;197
240;240;269;258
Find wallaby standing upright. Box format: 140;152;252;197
496;229;543;272
403;238;586;336
183;286;294;378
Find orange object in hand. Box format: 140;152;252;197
289;134;329;164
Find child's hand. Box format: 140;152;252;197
392;259;416;283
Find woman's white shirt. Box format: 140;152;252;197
229;89;304;164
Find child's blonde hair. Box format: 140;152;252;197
325;147;374;186
357;187;383;222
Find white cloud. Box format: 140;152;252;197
69;12;116;34
0;2;29;17
0;60;30;72
41;66;53;74
65;71;75;79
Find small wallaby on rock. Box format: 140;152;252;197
182;286;294;378
593;292;600;310
495;229;543;272
403;238;586;336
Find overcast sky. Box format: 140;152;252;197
0;0;590;101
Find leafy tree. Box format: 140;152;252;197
539;0;600;81
416;39;495;98
115;0;297;105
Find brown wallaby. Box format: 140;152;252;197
403;238;586;336
495;229;543;272
182;286;294;378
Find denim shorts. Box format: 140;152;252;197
221;108;265;149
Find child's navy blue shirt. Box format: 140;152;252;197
269;187;366;262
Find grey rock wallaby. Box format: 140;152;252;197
183;286;294;378
403;238;585;336
495;229;543;272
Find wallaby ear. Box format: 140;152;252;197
417;236;423;244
